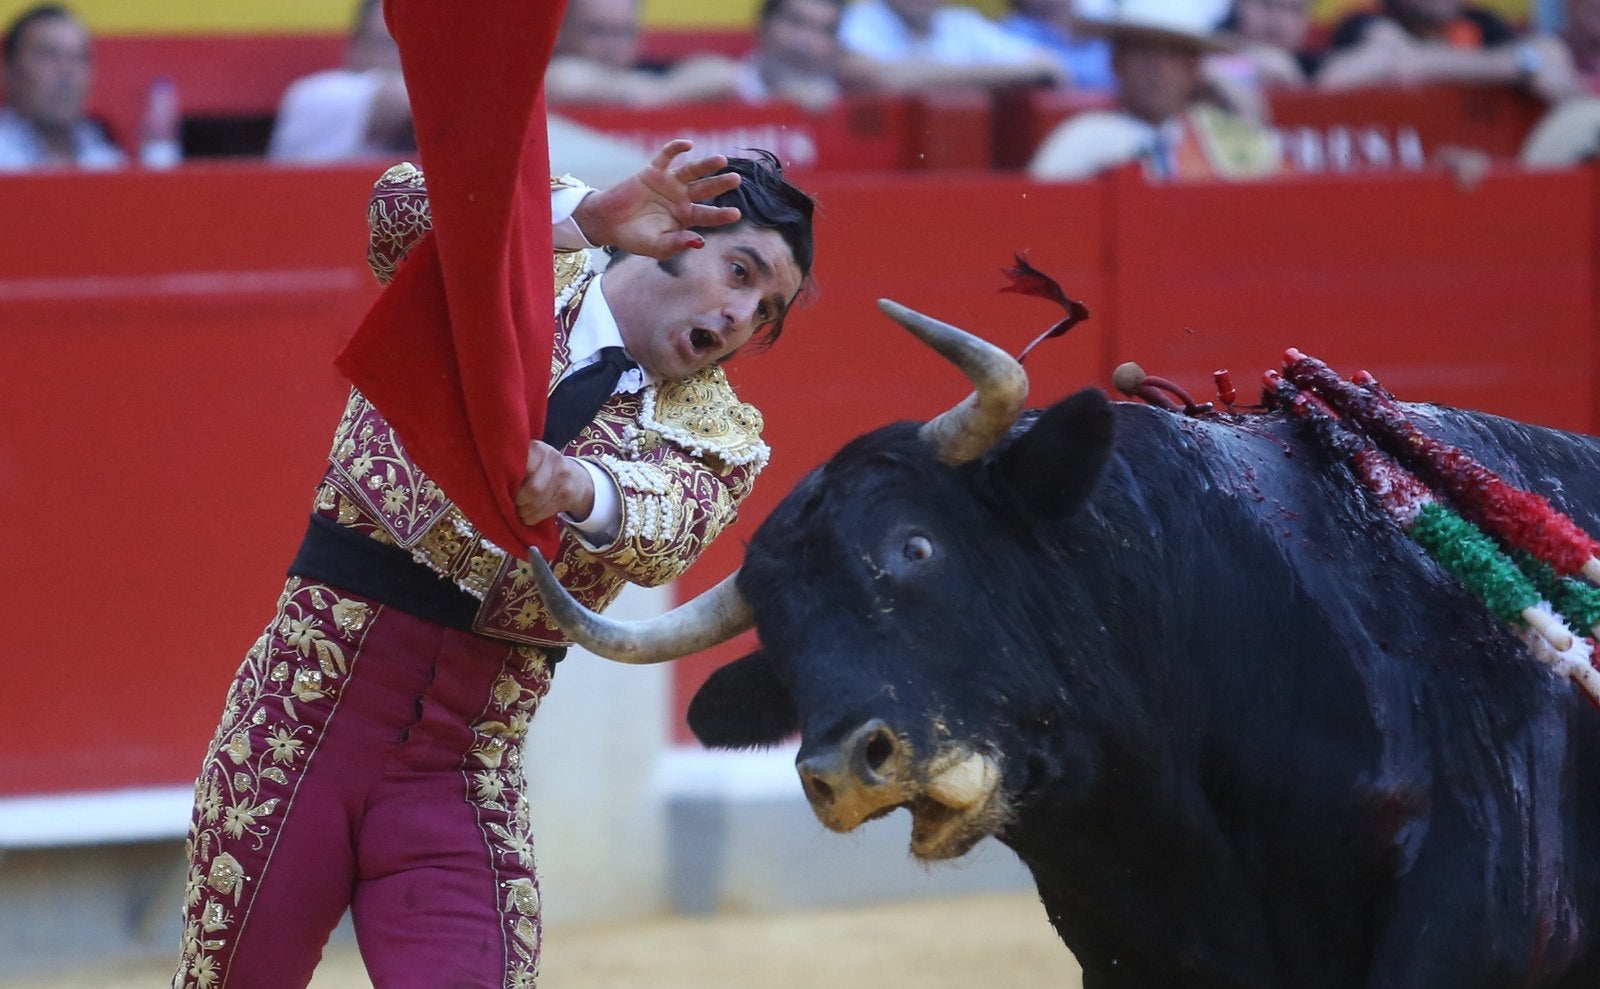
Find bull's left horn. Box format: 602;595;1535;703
525;552;754;664
878;299;1028;465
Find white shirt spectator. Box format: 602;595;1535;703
840;0;1050;65
1028;110;1171;180
267;69;396;162
0;106;124;171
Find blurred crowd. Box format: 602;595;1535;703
4;0;1600;180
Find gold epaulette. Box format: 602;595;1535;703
367;162;430;286
639;364;770;471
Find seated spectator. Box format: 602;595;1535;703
737;0;847;111
1028;0;1279;181
267;0;413;162
545;0;743;106
546;113;649;187
836;0;1066;93
1211;0;1321;88
1520;93;1600;164
1559;0;1600;89
1319;0;1580;103
999;0;1117;92
0;3;123;171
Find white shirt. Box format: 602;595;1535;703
0;106;125;171
840;0;1046;65
1028;110;1178;181
549;183;655;546
267;69;395;162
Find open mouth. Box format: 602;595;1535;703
689;327;719;354
798;739;1007;861
907;797;984;860
906;786;1007;861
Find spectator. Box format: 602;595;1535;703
1028;0;1279;181
546;0;743;106
0;3;123;171
999;0;1117;92
1319;0;1581;103
1212;0;1321;88
737;0;847;111
836;0;1066;93
267;0;413;162
173;137;821;989
1560;0;1600;88
1520;92;1600;164
1519;0;1600;167
267;0;646;179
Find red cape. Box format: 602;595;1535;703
336;0;569;558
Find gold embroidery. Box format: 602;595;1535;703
643;365;771;471
367;162;431;285
175;579;376;989
462;647;553;988
312;174;767;647
327;390;453;547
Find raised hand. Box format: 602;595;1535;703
571;139;744;259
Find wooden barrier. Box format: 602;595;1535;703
1106;166;1594;433
0;164;378;796
0;163;1592;792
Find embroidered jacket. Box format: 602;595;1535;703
310;164;771;647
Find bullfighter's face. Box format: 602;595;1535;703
601;224;802;381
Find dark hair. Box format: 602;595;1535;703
3;3;74;61
609;149;817;348
717;149;815;281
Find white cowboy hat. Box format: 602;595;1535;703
1076;0;1233;53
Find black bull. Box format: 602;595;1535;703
531;304;1600;987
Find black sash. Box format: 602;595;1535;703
288;514;484;633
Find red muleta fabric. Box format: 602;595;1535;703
336;0;571;559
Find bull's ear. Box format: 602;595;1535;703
686;649;798;749
990;387;1114;519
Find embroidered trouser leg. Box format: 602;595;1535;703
174;577;552;989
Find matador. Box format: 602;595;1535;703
173;142;817;988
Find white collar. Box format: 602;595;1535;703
564;270;659;393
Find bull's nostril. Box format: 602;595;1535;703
804;774;835;806
864;727;896;775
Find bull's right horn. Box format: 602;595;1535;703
525;552;754;664
878;300;1028;465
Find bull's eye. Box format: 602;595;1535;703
903;535;934;561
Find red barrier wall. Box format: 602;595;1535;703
0;165;378;797
1108;166;1595;433
0;164;1592;793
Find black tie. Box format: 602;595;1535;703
542;346;637;449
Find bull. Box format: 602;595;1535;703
529;301;1600;987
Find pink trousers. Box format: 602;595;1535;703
173;576;553;989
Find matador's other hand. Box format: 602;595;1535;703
571;139;743;259
516;442;596;527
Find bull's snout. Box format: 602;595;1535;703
795;719;912;832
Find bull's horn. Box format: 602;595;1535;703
878;299;1028;465
525;551;754;664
